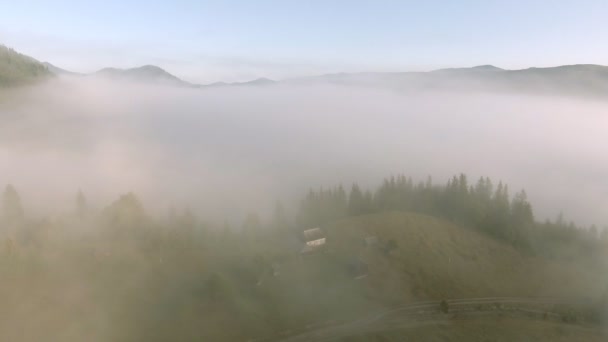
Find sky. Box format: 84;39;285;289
1;0;608;83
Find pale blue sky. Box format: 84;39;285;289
1;0;607;83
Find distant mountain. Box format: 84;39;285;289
240;77;276;86
432;64;505;74
199;77;276;88
293;64;608;97
41;61;194;86
5;42;608;97
0;45;52;86
43;62;80;76
42;62;277;88
94;65;193;87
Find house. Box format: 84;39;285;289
300;227;326;255
364;235;378;246
271;262;281;276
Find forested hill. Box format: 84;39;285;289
0;45;52;86
1;176;607;341
296;174;606;259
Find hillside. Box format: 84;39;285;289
6;42;608;96
0;45;52;86
322;212;605;303
43;62;80;76
0;205;605;341
270;211;608;340
290;64;608;97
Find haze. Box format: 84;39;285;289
1;76;606;227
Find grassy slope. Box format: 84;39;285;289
324;211;605;303
318;211;607;340
250;211;606;339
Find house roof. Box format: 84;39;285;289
303;227;324;242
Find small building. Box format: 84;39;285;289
364;235;378;246
347;258;369;279
271;262;281;277
300;227;326;255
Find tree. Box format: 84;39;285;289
271;200;290;235
178;208;197;231
220;221;233;243
508;190;534;246
471;177;493;228
333;185;348;218
76;190;87;219
348;183;365;215
101;192;146;235
589;225;598;240
2;184;24;225
600;227;608;243
510;190;534;225
362;190;374;214
242;212;262;241
296;186;348;228
479;181;511;239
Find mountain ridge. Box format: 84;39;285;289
5;43;608;96
44;56;608;91
94;64;193;87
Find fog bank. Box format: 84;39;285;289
1;77;607;226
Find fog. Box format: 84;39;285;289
1;76;607;226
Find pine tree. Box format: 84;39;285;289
511;190;534;226
334;185;348;217
481;181;511;238
272;200;290;234
362;190;374;214
101;192;146;234
2;185;24;225
348;183;365;215
508;190;534;246
76;190;87;219
179;208;197;231
243;212;261;239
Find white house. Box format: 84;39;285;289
300;227;326;254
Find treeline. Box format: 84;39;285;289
296;174;606;258
1;173;606;259
0;184;290;262
0;186;296;341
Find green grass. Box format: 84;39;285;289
323;212;606;302
302;211;608;340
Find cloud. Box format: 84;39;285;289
1;77;607;226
